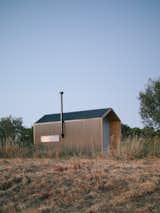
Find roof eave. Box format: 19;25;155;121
102;108;121;121
102;108;112;118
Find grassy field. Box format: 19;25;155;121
0;157;160;212
1;136;160;159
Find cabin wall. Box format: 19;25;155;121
34;118;103;152
109;120;121;151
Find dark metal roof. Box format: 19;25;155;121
36;108;110;123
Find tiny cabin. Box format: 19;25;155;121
34;108;121;152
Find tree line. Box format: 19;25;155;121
0;116;33;147
122;77;160;138
0;77;160;145
0;116;160;146
121;124;160;139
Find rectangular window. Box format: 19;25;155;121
41;135;60;143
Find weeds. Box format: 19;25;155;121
0;142;101;159
0;137;160;159
0;158;160;212
119;137;160;159
0;137;160;212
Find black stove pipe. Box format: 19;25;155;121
60;91;64;138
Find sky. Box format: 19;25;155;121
0;0;160;128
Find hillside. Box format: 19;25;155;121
0;157;160;212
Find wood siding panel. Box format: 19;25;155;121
109;120;121;151
34;118;102;151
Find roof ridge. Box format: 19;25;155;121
35;108;110;123
44;108;109;116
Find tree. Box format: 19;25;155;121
139;78;160;129
0;126;6;147
121;124;132;138
21;127;33;145
0;116;33;146
0;116;23;143
141;127;155;138
131;127;142;137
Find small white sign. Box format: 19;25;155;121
41;135;60;143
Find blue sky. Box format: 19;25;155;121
0;0;160;127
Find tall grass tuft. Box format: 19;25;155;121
0;137;160;159
119;136;160;159
0;140;101;158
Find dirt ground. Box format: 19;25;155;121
0;157;160;212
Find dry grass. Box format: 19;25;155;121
0;138;102;158
0;157;160;212
0;138;160;212
1;137;160;159
119;137;160;159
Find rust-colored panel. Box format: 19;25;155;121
109;120;121;151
